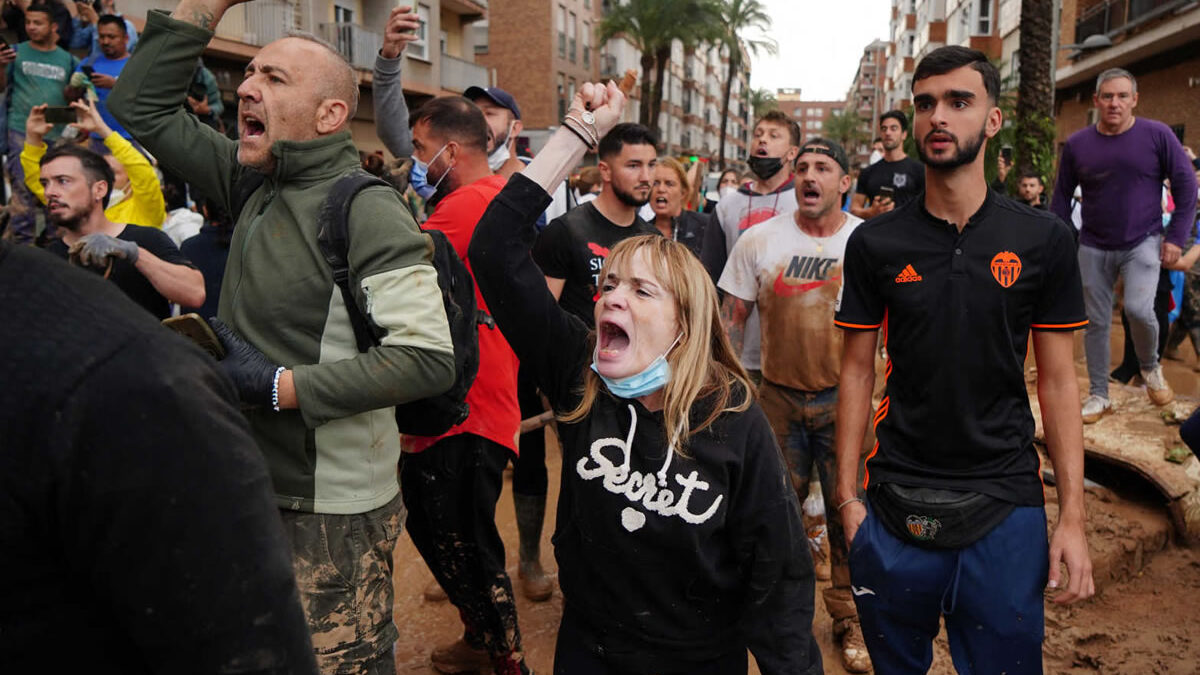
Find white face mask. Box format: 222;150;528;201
108;187;127;207
869;150;884;165
487;120;515;172
487;143;510;172
718;185;736;200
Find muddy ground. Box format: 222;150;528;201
388;329;1200;674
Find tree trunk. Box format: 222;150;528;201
718;54;737;171
650;45;671;142
638;52;655;128
1015;0;1055;181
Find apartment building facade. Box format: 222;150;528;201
1054;0;1200;150
475;0;602;150
846;39;889;167
120;0;491;155
780;98;845;145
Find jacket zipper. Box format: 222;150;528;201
231;181;276;313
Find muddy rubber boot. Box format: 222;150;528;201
514;493;554;601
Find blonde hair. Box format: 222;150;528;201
657;157;702;212
560;235;754;453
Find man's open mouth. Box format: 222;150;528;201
242;113;266;137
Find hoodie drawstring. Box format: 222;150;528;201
619;403;678;488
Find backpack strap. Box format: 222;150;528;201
317;171;392;353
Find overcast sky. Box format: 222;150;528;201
747;0;893;101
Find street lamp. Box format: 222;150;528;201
1060;33;1114;58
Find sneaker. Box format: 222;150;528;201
430;638;491;674
835;618;873;673
1081;395;1112;424
1141;365;1175;406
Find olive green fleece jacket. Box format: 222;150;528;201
109;10;455;514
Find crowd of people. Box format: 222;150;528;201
2;1;1199;674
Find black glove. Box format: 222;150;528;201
208;317;279;409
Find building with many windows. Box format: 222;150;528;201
779;98;845;145
118;0;491;155
1053;0;1200;150
846;39;889;167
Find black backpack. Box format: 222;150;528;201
231;170;482;436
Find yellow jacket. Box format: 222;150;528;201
23;134;166;228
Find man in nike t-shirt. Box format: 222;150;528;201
718;138;870;674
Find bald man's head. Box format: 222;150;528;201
282;33;359;120
236;34;360;172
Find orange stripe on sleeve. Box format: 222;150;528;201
834;319;882;330
1031;320;1088;330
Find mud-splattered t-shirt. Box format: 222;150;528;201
719;211;862;391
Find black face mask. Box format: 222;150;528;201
747;155;785;181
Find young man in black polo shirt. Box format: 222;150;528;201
833;46;1095;673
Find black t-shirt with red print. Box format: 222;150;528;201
835;190;1087;505
532;201;659;327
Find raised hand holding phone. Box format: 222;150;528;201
381;5;421;59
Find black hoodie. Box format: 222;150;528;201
469;174;822;674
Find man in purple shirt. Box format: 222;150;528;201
1052;68;1198;423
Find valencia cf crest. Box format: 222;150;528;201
906;514;941;542
893;173;908;188
990;251;1022;288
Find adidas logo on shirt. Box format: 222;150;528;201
895;264;922;283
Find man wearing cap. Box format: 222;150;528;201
718;137;871;673
465;85;524;178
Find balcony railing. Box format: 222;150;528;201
215;0;295;46
319;22;382;70
1075;0;1187;42
441;54;489;94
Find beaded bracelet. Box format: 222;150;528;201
271;366;286;412
836;496;865;511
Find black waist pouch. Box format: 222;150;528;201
869;483;1015;550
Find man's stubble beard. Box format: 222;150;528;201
612;181;650;208
916;123;988;171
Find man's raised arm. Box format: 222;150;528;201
108;1;246;210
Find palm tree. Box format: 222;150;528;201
1014;0;1056;183
823;108;866;154
715;0;777;170
597;0;719;137
748;87;778;117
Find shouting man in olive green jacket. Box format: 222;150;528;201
109;1;455;672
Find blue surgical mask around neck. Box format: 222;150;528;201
411;143;451;198
591;333;683;399
409;157;435;200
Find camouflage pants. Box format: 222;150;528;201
400;433;527;673
280;493;404;675
758;380;859;621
